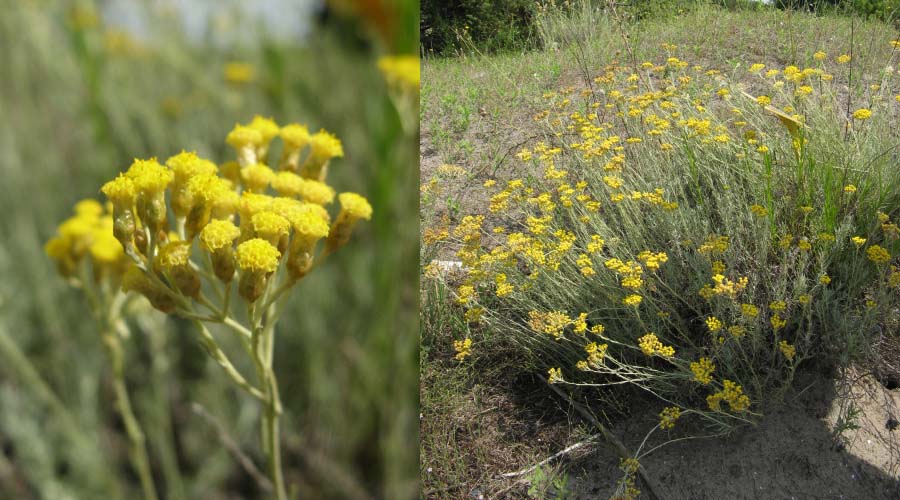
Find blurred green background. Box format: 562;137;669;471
0;0;418;498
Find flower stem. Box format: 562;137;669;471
251;304;287;500
263;370;286;500
102;331;159;500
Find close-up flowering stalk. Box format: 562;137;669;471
49;117;371;500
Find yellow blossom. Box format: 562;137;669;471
691;357;715;385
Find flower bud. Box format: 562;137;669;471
325;192;372;255
166;150;218;219
226;124;262;167
156;241;200;298
284;205;329;280
235;238;280;302
278;124;311;172
200;219;241;282
300;130;342;182
248;115;279;164
185;174;231;240
251;211;290;252
101;175;137;249
122;265;176;313
126;158;173;236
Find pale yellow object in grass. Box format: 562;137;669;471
740;91;807;137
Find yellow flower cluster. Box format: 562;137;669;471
659;406;681;430
579;342;609;370
547;367;564;384
710;274;748;299
454;338;473;361
69;116;372;308
707;379;750;412
638;333;675;357
690;357;715;385
770;313;787;330
605;258;645;290
698;235;729;255
45;200;127;279
778;340;796;361
705;316;723;333
637;251;668;271
529;310;573;339
866;245;891;265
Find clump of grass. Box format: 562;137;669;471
428;39;900;439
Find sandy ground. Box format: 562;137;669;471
567;370;900;500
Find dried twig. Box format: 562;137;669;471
500;434;599;478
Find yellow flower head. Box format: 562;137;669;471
101;174;136;207
241;163;275;193
309;130;344;163
235;238;281;273
187;174;231;205
166;150;217;183
297;178;335;205
623;294;643;307
287;204;330;238
271;171;305;197
251;211;290;241
226;124;263;150
338;192;373;221
200;219;241;252
837;54;851;64
75;199;104;217
851;236;867;247
224;62;255;84
89;231;124;264
813;51;826;60
280;124;311;152
377;54;420;90
157;241;192;270
126;158;173;195
239;192;274;220
852;108;872;120
248;115;280;145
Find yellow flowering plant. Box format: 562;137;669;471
424;47;900;437
48;116;371;500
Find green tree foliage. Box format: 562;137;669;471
421;0;539;55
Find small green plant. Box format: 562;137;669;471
832;401;863;448
526;465;570;500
